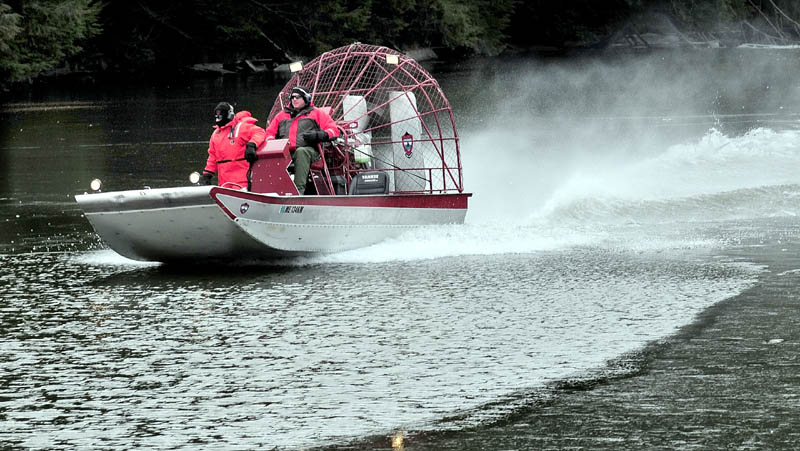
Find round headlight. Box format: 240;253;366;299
189;171;201;184
90;179;102;191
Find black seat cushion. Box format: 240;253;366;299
348;172;389;195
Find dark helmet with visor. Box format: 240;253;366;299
214;102;234;126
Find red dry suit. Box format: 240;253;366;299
264;104;339;148
203;111;266;189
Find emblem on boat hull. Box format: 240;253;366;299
402;132;414;158
240;203;249;214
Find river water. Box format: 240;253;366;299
2;49;800;449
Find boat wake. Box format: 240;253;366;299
71;250;161;267
534;127;800;224
304;127;800;264
540;183;800;225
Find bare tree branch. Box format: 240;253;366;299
743;19;782;43
244;0;305;39
255;29;293;63
137;3;192;41
767;0;800;31
747;0;788;41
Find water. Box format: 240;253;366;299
3;49;800;449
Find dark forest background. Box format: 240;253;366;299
2;0;800;90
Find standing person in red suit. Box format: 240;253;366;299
199;102;266;190
263;86;340;195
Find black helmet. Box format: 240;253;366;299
214;102;234;126
290;86;311;104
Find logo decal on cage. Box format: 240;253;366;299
402;132;414;158
240;203;249;214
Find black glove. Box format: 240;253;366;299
245;142;258;164
301;130;329;145
199;172;213;185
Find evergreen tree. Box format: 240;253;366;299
0;4;23;82
6;0;800;89
0;0;101;89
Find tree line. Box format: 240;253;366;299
2;0;800;90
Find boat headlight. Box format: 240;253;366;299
90;178;102;191
189;171;201;184
289;61;303;73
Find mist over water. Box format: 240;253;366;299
317;124;800;265
442;50;800;245
301;50;800;265
2;49;800;448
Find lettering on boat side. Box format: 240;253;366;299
240;203;250;214
280;206;305;214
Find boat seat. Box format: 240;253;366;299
349;171;389;195
285;147;322;172
308;145;331;195
285;154;321;174
308;107;335;195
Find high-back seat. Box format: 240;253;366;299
308;107;334;195
348;171;389;195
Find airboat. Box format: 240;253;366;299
75;43;471;262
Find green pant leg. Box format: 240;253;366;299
293;146;318;195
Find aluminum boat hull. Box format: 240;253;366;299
75;186;470;262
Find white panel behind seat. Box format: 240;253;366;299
374;91;429;192
342;95;372;165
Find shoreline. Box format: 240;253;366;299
328;239;800;450
6;45;800;100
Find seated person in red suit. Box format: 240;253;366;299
263;86;340;194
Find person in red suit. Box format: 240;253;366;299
200;102;266;189
264;86;339;194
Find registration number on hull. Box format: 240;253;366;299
280;205;305;214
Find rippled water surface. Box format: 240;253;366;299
0;245;761;448
3;49;800;448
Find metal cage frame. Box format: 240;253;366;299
268;43;464;195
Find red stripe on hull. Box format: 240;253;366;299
210;188;471;219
